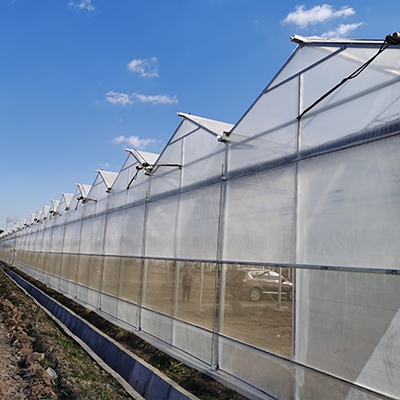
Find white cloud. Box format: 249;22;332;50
106;91;133;106
68;0;95;12
322;22;363;38
112;135;159;150
127;58;159;78
132;93;178;104
106;91;178;106
282;4;355;28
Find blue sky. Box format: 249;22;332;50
0;0;398;230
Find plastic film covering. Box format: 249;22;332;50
101;256;121;298
232;77;299;139
149;141;182;197
228;123;298;177
51;224;65;253
112;152;137;192
224;165;296;263
145;186;221;260
175;262;216;331
126;178;148;206
81;215;105;255
295;269;400;398
117;298;139;329
297;135;400;269
104;205;145;257
42;226;52;253
62;222;81;254
141;308;173;345
172;320;213;365
170;118;198;141
145;197;179;258
301;53;400;152
119;257;141;304
176;187;220;259
110;152;150;207
180;128;225;188
270;45;340;88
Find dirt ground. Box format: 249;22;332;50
0;266;132;399
0;263;249;399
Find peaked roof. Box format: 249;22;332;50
76;184;91;198
50;199;60;211
125;149;159;166
290;34;385;46
177;112;234;136
61;193;74;206
95;170;118;190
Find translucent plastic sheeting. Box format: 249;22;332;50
62;221;81;253
111;153;137;192
224;165;296;264
269;45;340;88
108;190;127;209
174;262;216;331
101;256;122;298
103;211;125;255
46;274;58;290
232;77;299;138
228;123;298;176
141;308;174;345
50;224;65;253
79;215;106;255
149;141;182;197
119;257;141;303
175;186;220;260
223;267;293;357
92;216;107;254
219;337;295;399
148;166;182;198
33;230;43;252
145;197;178;258
301;77;400;152
297;135;400;269
117;298;139;329
42;227;52;252
104;205;145;256
172;320;213;365
79;221;93;254
111;153;150;207
76;284;90;305
126;178;148;206
295;269;400;399
169;118;198;143
180;128;225;188
143;259;175;315
145;186;221;260
100;292;119;317
300;48;384;116
87;172;113;205
77;254;91;288
47;254;61;277
83;200;97;217
60;253;79;288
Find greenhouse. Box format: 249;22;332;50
1;34;400;399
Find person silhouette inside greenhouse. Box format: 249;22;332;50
182;268;193;302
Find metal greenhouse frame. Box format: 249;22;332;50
1;34;400;399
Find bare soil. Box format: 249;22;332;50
0;265;131;399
